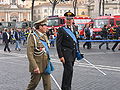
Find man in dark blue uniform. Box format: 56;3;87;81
56;11;81;90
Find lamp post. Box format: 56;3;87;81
31;0;35;21
73;0;77;16
102;0;105;16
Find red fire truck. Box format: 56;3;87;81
47;15;93;39
47;16;65;29
74;16;93;36
93;15;120;39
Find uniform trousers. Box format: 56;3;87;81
26;73;51;90
83;36;91;49
99;37;110;49
61;61;74;90
112;41;120;50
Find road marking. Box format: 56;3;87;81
0;50;120;73
52;60;120;72
1;58;120;73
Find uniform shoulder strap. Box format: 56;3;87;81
29;33;37;49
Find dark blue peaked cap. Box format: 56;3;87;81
64;10;75;19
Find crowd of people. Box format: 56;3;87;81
1;27;31;52
82;23;120;51
1;22;120;52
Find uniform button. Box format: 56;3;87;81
67;36;68;37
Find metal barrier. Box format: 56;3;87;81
78;40;120;42
49;38;120;42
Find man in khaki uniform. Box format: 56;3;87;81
26;18;51;90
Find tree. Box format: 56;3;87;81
73;0;77;16
49;0;59;16
99;0;102;16
86;0;94;16
102;0;105;16
31;0;35;21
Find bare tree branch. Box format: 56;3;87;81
49;0;60;16
73;0;77;16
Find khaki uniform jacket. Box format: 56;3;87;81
27;30;49;73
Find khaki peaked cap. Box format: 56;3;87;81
34;18;47;25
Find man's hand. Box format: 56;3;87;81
60;57;65;63
34;67;40;74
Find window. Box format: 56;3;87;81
110;19;114;26
38;15;41;19
38;10;40;14
93;19;109;28
44;9;47;13
33;16;36;21
60;10;62;13
55;10;58;14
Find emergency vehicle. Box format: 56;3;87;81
47;15;65;29
74;15;93;36
93;15;120;39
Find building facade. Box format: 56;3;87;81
91;0;120;18
0;0;31;22
33;2;88;21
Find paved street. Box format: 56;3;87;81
0;42;120;90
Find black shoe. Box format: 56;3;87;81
9;51;11;53
18;49;21;51
118;49;120;51
112;49;115;52
107;48;110;50
99;46;101;49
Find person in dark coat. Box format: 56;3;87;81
3;28;11;52
83;24;91;49
56;11;80;90
112;24;120;52
99;25;110;50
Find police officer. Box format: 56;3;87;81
112;23;120;52
83;24;91;49
99;25;110;50
56;11;80;90
26;18;51;90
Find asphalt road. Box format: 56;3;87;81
0;42;120;90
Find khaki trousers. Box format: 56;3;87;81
26;73;51;90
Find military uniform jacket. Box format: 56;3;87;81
27;30;49;73
56;25;78;62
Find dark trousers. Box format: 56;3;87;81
83;36;91;49
99;37;109;49
61;61;74;90
4;40;10;52
112;42;120;50
99;42;109;49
